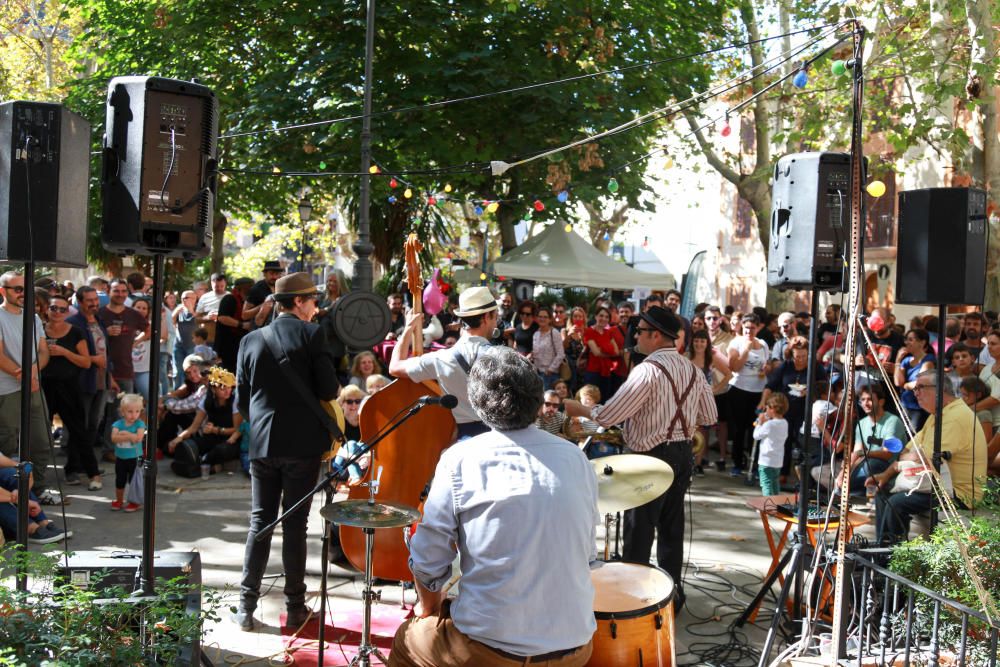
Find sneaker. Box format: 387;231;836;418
729;467;744;478
28;523;69;544
110;500;123;511
714;459;726;472
88;479;103;491
36;490;68;506
64;473;81;486
124;502;141;513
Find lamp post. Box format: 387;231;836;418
298;195;312;273
479;219;489;286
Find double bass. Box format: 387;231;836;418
339;234;457;581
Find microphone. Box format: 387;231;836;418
417;394;459;409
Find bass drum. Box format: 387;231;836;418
586;562;675;667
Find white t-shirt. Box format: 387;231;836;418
196;290;226;315
403;335;491;424
804;399;837;437
729;337;770;393
753;418;788;469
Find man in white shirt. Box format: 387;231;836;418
390;346;598;667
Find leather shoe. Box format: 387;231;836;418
285;605;312;629
232;608;256;632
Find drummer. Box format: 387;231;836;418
389;346;598;667
565;306;717;613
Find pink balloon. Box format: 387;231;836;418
423;269;447;316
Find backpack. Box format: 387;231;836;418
170;439;202;478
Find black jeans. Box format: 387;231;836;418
728;387;762;470
44;379;100;479
623;440;693;595
241;456;321;611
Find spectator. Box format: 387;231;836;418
532;305;564;390
974;330;1000;434
165;367;241;471
769;312;797;367
945;342;981;394
172;290;198;389
191;327;218;364
818;304;841;341
562;306;587;392
582;305;622;402
0;455;70;543
385;293;405;340
753;393;789;496
955;312;987;365
551;301;568;330
868;371;987;545
535;390;566;437
67;286;113;484
0;271;56;500
552;379;570;403
157;354;209;456
894;328;936;431
124;272;146;305
365;374;390;394
728;312;770;477
109;393;145;512
690;313;706;334
705;305;734;471
42;293;100;490
338;384;365;441
243;260;285;328
196;273;228;316
215;277;252;372
130;297;154;403
664;289;691;352
959;376;993;441
160;291;178;395
349;351;382;390
842;383;906;495
685;329;731;475
511;300;539;356
88;275;110;308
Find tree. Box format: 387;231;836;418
66;0;728;274
0;1;83;101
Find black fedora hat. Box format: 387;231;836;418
639;305;681;339
262;260;285;273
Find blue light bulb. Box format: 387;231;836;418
792;70;808;88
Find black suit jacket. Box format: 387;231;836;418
236;314;340;459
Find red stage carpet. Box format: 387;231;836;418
281;605;412;666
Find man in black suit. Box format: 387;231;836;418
235;272;340;631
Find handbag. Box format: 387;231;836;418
126;460;145;504
890;459;953;496
559;360;572;381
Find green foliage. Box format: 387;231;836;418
0;546;221;665
889;509;1000;661
64;0;727;269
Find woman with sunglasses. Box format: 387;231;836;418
43;294;101;490
512;300;539;357
338;385;366;441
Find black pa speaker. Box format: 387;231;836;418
767;152;864;292
0;101;90;267
896;187;988;305
101;76;218;259
55;550;203;665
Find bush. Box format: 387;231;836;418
0;547;221;666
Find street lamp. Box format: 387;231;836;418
479;219;489;286
298;195;312;273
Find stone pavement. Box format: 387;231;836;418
23;446;877;666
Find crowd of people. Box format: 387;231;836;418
0;262;998;661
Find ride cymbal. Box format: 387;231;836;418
320;499;422;528
591;454;674;514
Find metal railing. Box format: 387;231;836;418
842;549;999;666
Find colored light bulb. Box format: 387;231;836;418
318;161;327;170
479;272;487;281
389;178;398;188
607;178;619;193
427;195;437;206
831;60;847;76
603;232;610;241
436;198;445;208
369;165;379;174
474;205;484;216
664;156;674;170
557;190;569;203
404;187;413;199
444;183;453;193
487;202;499;213
866;180;886;198
388;195;397;204
792;69;809;88
564;224;572;232
721;122;732;137
533;199;545;212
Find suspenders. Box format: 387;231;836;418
643;358;699;440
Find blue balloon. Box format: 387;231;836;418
883;437;904;454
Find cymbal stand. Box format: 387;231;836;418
352;467;387;667
602;512;623;561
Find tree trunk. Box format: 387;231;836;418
583;202;629;254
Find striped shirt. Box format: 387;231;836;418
591;347;718;452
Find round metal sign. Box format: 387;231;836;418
331;290;392;349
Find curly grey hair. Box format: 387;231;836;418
468;346;543;431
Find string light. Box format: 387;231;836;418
318;161;327;170
664;156;674;169
389;177;398;188
404;187;413;198
474;205;484;216
444;183;453;193
533;199;545;212
866;180;886;198
607;178;619;193
564;223;572;232
427;195;437;206
792;66;809;88
720;113;732;137
557;190;569;203
603;231;610;241
487;202;499;214
388;195;397;204
369;165;380;174
831;59;847;76
272;166;282;173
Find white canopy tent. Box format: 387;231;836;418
486;222;675;290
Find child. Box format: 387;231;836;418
110;393;145;512
191;328;219;365
753;392;789;496
365;374;390;394
959;376;994;440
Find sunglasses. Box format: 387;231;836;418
636;326;656;335
2;285;24;293
344;398;362;405
48;305;69;313
544;401;561;408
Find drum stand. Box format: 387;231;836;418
352;523;387;667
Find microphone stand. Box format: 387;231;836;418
253;398;434;664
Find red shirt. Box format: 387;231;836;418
584;325;624;377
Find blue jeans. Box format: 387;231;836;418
172;346;190;389
849;458;890;495
134;372;150;405
241;456;321;611
539;371;559;391
0;467;46;539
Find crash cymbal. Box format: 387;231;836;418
320;499;422;529
591;454;674;514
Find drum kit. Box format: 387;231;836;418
586;454;678;667
317;452;677;667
